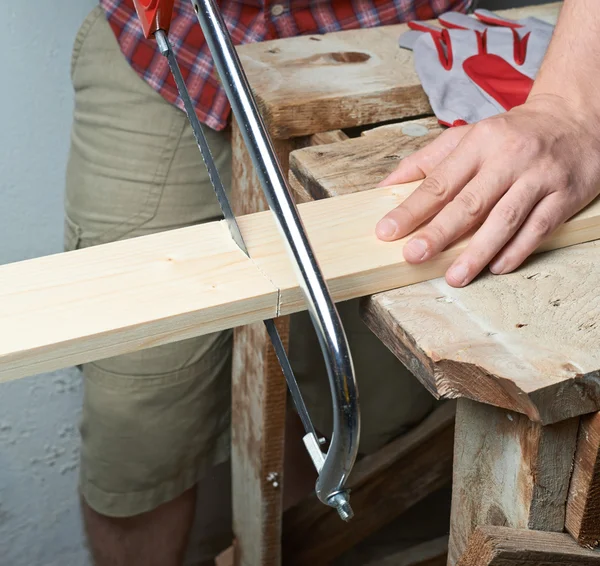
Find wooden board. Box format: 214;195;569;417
457;526;600;566
282;401;455;565
1;184;599;384
230;119;290;566
447;399;579;566
237;4;562;138
290;117;443;200
361;240;600;425
566;412;600;548
230;124;347;566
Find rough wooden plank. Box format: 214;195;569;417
230;119;289;566
447;399;579;566
361;239;600;425
288;130;349;203
282;401;455;565
566;411;600;548
230;124;348;566
238;4;561;138
457;526;600;566
290;117;443;199
364;536;448;566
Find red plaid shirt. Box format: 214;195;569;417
100;0;473;131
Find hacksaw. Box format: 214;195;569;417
131;0;360;520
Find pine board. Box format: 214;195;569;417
0;183;599;383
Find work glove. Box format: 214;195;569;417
400;10;555;126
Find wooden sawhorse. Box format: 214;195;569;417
228;2;600;564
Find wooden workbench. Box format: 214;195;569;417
290;118;600;565
229;2;600;565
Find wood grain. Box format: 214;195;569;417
566;412;600;548
282;401;455;565
361;239;600;425
457;526;600;566
230;119;289;566
290;117;443;199
447;399;579;566
238;4;561;137
1;185;599;385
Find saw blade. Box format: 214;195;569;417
155;29;321;445
155;30;249;257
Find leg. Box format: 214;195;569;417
66;9;233;565
448;398;580;566
81;487;198;566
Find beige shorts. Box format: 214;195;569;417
66;6;435;520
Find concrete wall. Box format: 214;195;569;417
0;0;551;564
0;2;95;564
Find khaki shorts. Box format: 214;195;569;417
66;6;435;520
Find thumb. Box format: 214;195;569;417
377;124;471;187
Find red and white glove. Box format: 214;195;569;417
400;10;554;127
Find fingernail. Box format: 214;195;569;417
489;258;505;274
448;263;469;287
376;174;393;188
405;238;428;261
376;218;397;239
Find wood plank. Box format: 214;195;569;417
230;119;290;566
447;399;579;566
457;526;600;566
282;401;455;565
364;536;448;566
361;239;600;425
230;125;348;566
290;117;443;199
238;4;562;137
1;184;599;384
566;411;600;548
289;129;350;203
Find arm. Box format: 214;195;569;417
376;0;600;287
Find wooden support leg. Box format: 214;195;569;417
566;411;600;547
230;124;347;565
231;120;296;566
457;526;600;566
448;398;580;566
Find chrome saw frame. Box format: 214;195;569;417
150;0;361;520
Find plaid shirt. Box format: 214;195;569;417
100;0;473;131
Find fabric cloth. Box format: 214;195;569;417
99;0;475;131
66;4;436;533
399;9;554;126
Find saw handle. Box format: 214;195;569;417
132;0;175;38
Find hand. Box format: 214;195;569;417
375;95;600;287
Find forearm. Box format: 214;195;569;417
530;0;600;114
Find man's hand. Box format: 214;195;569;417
376;95;600;287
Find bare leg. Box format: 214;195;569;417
81;486;201;566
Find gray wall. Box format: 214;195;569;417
0;1;553;564
1;3;97;564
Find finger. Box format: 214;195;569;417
402;166;516;263
444;178;543;287
377;125;470;187
488;193;576;275
376;131;480;242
